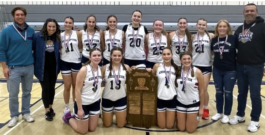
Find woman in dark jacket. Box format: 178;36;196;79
33;18;61;121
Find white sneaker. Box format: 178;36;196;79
247;121;260;132
22;114;34;122
212;113;222;121
8;116;18;128
221;115;229;124
229;115;245;125
64;107;70;114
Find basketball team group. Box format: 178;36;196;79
0;3;264;134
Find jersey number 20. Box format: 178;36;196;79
129;38;141;47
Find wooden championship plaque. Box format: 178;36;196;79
126;69;158;128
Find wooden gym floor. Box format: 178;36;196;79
0;66;265;135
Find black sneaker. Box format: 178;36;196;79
45;111;53;121
50;108;56;117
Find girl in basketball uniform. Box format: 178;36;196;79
33;18;61;121
80;15;103;65
145;20;168;69
102;15;124;66
60;16;82;113
176;52;204;133
101;47;130;128
168;17;192;66
62;48;102;134
152;47;180;129
123;10;148;67
210;20;236;124
191;18;215;120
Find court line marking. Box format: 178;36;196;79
232;95;265;119
3;87;65;135
123;120;217;132
0;97;8;103
2;84;264;134
0;79;63;83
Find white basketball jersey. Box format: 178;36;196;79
60;31;81;63
82;30;101;58
124;25;146;60
176;67;200;105
103;29;123;61
192;33;212;66
102;64;126;101
81;65;102;105
147;33;167;63
171;32;189;66
156;63;177;100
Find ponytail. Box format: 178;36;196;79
191;64;194;77
185;28;192;53
95;25;100;31
171;58;180;88
84;60;91;66
161;29;167;35
204;30;211;43
106;26;110;30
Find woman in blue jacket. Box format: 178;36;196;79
33;18;61;121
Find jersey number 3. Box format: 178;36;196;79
86;43;97;51
175;46;187;54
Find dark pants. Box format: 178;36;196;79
81;55;89;65
124;59;146;67
236;63;263;121
213;68;236;115
145;60;156;68
40;52;57;108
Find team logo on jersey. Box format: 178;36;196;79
84;39;99;42
159;71;176;75
173;42;188;46
238;31;253;43
46;44;54;48
213;41;231;47
108;75;125;79
88;76;102;81
151;42;167;46
194;40;209;43
128;34;144;38
106;39;120;42
62;39;77;42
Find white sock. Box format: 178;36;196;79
204;106;208;109
65;104;69;109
